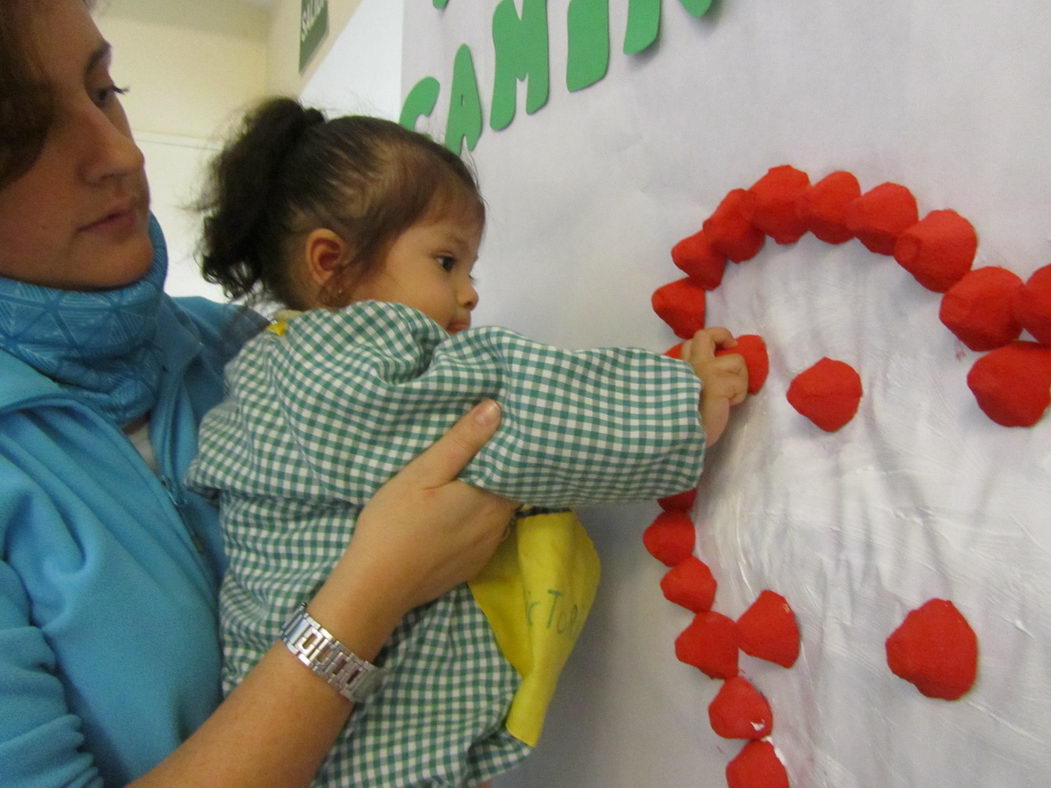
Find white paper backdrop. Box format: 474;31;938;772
403;2;1051;785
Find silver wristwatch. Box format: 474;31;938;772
280;603;386;702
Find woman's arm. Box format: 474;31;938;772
134;400;516;787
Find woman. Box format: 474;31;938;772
0;1;516;785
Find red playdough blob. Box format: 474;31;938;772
675;610;739;679
726;740;790;788
1013;263;1051;346
893;209;978;292
708;676;773;740
642;510;696;566
796;170;860;244
844;182;919;255
703;189;766;262
737;590;800;668
664;342;683;359
885;599;978;700
660;556;717;612
658;488;697;511
939;267;1024;351
716;334;770;394
652;277;707;339
786;357;863;431
966;340;1051;427
672;229;727;290
744;165;811;245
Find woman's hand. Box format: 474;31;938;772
682;328;749;447
310;399;518;657
136;400;514;787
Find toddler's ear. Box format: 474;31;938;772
304;228;353;288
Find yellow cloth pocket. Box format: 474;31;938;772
468;510;601;747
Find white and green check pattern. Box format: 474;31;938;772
187;301;706;786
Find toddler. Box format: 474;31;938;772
187;97;747;787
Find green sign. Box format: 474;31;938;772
299;0;329;72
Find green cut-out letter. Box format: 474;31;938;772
490;0;550;131
566;0;609;92
444;45;484;154
624;0;659;54
399;77;441;133
433;0;449;8
679;0;713;18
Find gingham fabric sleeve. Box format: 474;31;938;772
188;300;705;508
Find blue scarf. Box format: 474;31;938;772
0;216;174;426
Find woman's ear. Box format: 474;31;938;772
303;228;352;291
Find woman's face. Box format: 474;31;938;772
0;0;151;291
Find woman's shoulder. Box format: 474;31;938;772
171;297;267;364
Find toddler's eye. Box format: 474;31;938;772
436;256;456;272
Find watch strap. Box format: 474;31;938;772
280;603;386;703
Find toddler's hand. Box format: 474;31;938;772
682;327;749;446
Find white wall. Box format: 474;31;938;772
267;0;366;97
96;0;269;299
403;3;1051;787
299;0;404;120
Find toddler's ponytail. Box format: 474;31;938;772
197;97;324;305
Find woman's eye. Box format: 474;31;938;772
93;84;128;108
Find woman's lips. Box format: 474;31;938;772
80;203;139;234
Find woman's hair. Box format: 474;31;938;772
0;0;99;189
197;97;486;309
0;0;52;189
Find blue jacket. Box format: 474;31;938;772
0;297;253;786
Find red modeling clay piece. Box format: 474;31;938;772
966;340;1051;427
652;277;707;339
844;182;919;255
737;590;800;668
796;170;860;244
708;676;773;739
893;210;978;292
744;165;811;245
675;610;739;679
672;229;727;290
658;488;697;511
703;189;766;262
885;599;978;700
939;267;1024;351
1013;263;1051;346
726;740;790;788
642;510;696;566
716;334;770;394
786;358;863;431
664;342;683;359
660;556;717;612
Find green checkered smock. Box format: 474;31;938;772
187;301;706;787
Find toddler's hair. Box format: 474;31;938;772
197;97;485;308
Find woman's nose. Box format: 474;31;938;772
79;104;145;185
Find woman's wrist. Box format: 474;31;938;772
305;551;407;662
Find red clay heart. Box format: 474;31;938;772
786;357;863;431
660;556;717;612
885;599;978;700
708;676;774;739
737;590;800;668
643;510;696;566
726;740;790;788
675;610;739;679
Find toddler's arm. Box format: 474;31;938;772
680;327;749;447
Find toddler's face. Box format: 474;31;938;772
350;214;481;333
